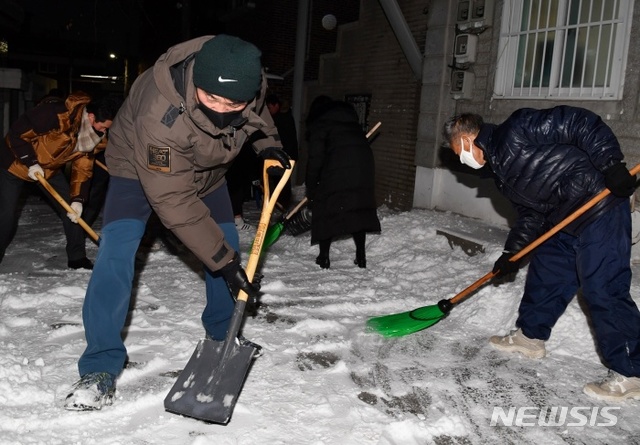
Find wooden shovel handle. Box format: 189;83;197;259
283;197;309;221
366;121;381;139
449;163;640;306
238;159;295;303
96;159;109;172
35;173;100;243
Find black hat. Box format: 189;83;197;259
193;35;262;102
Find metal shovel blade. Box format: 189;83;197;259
163;337;258;424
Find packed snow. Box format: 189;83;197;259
1;185;639;445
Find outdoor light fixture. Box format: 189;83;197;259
321;14;337;30
80;74;118;80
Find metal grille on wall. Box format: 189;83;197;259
494;0;634;100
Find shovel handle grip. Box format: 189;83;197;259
237;159;295;303
449;163;640;306
35;172;101;243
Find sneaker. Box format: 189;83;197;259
489;328;546;359
68;257;93;270
235;216;252;231
583;370;640;402
64;372;116;411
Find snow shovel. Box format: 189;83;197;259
164;159;294;424
367;163;640;338
261;196;309;250
35;172;101;244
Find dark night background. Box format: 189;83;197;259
0;0;360;102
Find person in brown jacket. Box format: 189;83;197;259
64;34;291;410
0;93;120;269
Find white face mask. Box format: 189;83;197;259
459;137;484;169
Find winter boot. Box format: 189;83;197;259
489;328;546;359
64;372;116;411
315;255;330;269
353;231;366;268
68;257;94;270
583;370;640;402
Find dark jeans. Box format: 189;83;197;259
518;200;640;377
78;177;239;376
0;169;87;263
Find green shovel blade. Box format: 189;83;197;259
263;222;284;250
366;304;446;338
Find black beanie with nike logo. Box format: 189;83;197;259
193;34;262;102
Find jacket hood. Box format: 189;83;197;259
152;35;265;135
307;100;358;126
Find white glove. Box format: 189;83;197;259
27;164;45;181
67;202;83;223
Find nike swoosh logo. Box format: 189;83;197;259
218;76;238;83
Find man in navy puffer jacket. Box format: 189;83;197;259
443;106;640;401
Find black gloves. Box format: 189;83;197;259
492;251;521;282
219;252;261;300
259;147;291;174
604;162;636;197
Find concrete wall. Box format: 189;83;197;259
303;0;429;211
414;0;640;225
303;0;640;223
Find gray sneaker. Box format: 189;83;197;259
583;370;640;402
489;328;546;359
64;372;116;411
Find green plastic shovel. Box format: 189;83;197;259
367;163;640;338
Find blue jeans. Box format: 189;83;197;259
78;176;238;377
518;200;640;377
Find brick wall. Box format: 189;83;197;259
304;1;430;210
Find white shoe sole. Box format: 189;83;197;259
489;338;546;359
583;385;640;402
64;388;114;411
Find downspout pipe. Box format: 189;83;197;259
378;0;423;80
292;0;309;146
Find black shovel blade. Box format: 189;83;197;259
164;338;258;424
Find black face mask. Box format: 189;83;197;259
197;104;245;129
92;127;105;138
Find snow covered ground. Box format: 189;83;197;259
1;186;640;445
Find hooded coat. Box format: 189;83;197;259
105;35;282;271
305;100;381;244
474;106;626;253
1;92;97;201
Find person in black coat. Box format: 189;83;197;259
305;95;381;269
442;106;640;401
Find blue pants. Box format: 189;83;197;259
78;177;238;377
518;200;640;377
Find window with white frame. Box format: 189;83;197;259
493;0;634;100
